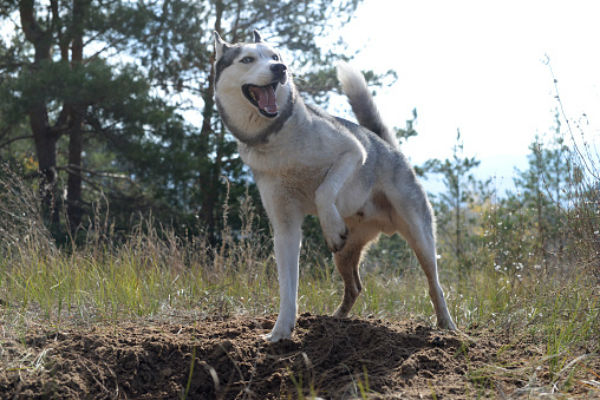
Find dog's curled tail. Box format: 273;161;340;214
336;62;397;148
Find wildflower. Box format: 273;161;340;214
515;263;523;270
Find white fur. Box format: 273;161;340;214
214;34;456;342
336;61;367;101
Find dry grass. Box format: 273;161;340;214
0;155;598;397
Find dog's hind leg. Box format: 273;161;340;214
386;186;457;330
401;213;456;329
333;226;378;318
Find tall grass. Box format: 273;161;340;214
0;168;597;341
0;154;598;397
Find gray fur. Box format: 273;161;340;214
337;62;398;147
215;46;241;88
345;92;396;147
213;33;456;342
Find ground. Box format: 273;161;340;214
0;314;596;399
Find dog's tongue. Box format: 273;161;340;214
250;86;278;114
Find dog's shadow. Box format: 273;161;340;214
261;313;465;391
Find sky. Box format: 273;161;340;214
330;0;600;192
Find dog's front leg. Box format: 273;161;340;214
315;149;365;252
264;209;303;342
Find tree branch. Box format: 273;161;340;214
57;164;137;190
0;134;34;149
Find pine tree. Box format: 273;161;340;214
0;0;368;242
513;115;572;265
423;129;485;270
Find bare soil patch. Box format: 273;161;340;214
0;314;594;399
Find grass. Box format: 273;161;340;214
1;218;598;348
0;170;598;398
3;230;595;333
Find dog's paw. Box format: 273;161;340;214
332;307;349;318
438;318;457;331
324;225;348;253
262;327;293;342
263;314;295;342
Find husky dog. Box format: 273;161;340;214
213;30;456;342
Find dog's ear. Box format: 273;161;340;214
253;29;263;43
214;31;230;60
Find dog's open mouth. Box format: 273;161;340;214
242;82;279;118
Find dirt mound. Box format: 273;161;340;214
0;314;541;398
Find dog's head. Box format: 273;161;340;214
214;30;290;120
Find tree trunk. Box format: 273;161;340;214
67;109;84;230
65;0;87;232
31;107;60;228
20;0;61;229
198;0;224;243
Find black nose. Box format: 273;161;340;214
270;63;287;76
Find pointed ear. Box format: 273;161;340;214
253;29;263;43
214;31;230;60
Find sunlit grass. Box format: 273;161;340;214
2;234;597;354
0;170;598;398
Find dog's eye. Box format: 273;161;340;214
240;56;255;64
271;54;279;61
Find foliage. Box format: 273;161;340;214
511;120;572;264
0;0;367;244
1;3;598;397
421;129;490;272
396;110;599;285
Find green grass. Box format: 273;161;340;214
0;213;598;398
2;228;598;343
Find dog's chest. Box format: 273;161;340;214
279;165;324;191
240;142;323;174
254;164;326;208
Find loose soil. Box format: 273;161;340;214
0;314;596;399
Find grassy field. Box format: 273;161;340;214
1;155;599;398
1;214;598;398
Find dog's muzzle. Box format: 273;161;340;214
270;63;287;84
242;63;288;118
